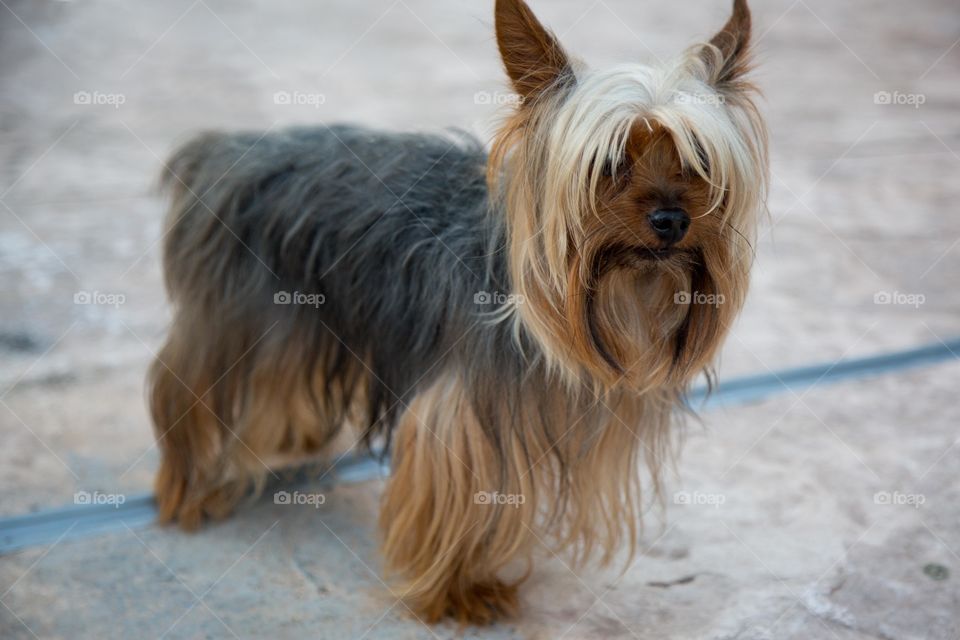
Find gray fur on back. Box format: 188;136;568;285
161;124;539;446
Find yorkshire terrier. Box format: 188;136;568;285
149;0;767;623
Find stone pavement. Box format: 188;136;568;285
1;0;959;638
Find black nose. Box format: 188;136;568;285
648;208;690;245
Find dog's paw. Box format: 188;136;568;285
413;579;519;625
455;580;519;625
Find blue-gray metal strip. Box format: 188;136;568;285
692;337;960;409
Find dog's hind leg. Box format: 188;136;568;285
148;311;245;529
149;310;345;529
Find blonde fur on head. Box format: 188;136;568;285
490;12;767;390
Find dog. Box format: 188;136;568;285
148;0;767;623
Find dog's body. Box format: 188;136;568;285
157;125;503;454
150;0;767;623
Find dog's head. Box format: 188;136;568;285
490;0;768;390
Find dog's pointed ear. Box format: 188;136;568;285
495;0;573;102
700;0;752;87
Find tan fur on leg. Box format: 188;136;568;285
380;374;533;623
149;321;238;529
149;315;352;529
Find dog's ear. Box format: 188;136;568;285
700;0;752;87
495;0;573;102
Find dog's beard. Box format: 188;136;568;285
570;243;737;390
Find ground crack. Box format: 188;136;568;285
646;574;697;588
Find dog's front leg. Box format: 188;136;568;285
379;374;534;624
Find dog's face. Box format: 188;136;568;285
594;124;714;261
491;0;767;390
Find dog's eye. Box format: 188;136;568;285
601;157;630;182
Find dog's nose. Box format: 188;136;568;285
648;208;690;245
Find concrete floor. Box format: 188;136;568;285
1;0;959;637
